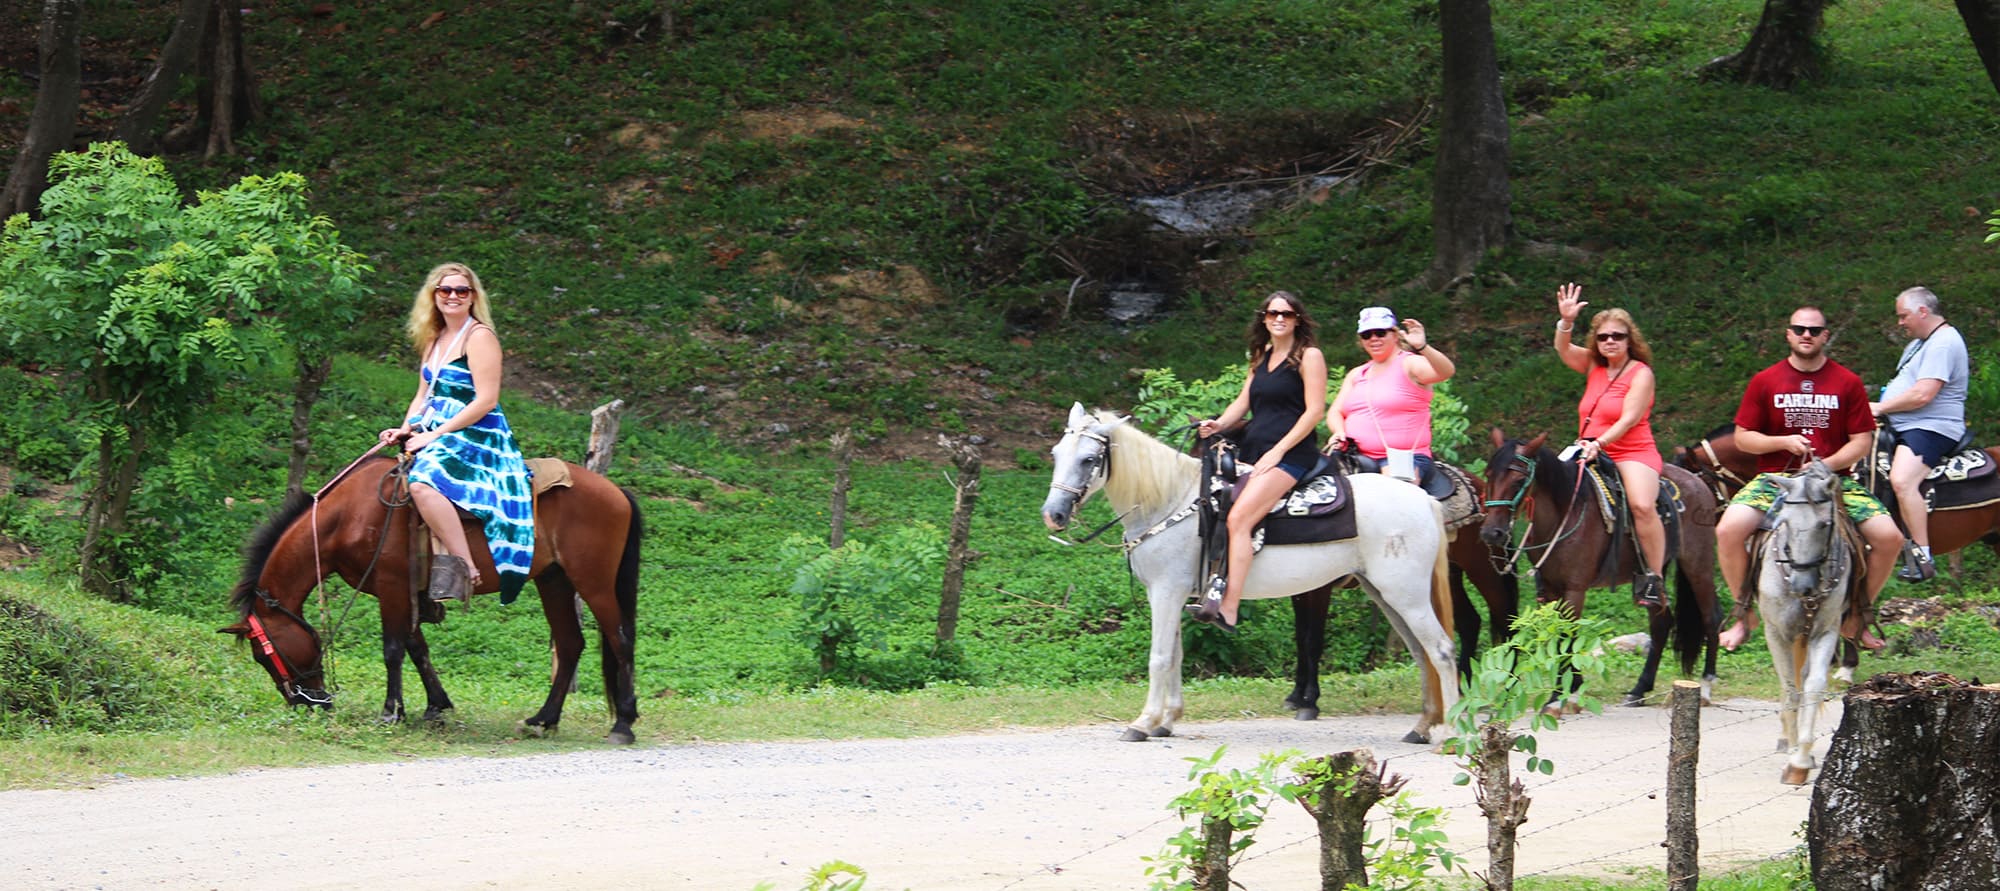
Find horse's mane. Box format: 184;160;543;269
230;490;315;616
1100;413;1198;510
1699;421;1734;443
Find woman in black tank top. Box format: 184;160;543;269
1191;291;1329;631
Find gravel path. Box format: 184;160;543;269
0;698;1821;889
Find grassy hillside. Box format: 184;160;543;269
4;0;2000;779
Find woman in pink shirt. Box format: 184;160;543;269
1554;282;1667;608
1328;306;1456;489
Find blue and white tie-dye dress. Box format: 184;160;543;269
409;355;535;603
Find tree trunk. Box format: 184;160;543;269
1423;0;1512;291
114;0;210;154
1701;0;1828;89
1959;0;2000;97
937;437;979;645
1477;720;1531;891
828;430;853;549
1297;750;1405;891
286;353;333;498
1809;672;2000;891
1192;816;1234;891
1;0;84;218
197;0;264;159
79;421;143;602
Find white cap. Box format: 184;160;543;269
1356;306;1397;333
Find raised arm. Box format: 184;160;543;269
1553;282;1593;374
1399;318;1456;385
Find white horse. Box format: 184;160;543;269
1756;460;1854;785
1039;404;1460;743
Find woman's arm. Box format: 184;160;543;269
1326;366;1362;443
1399;319;1455;385
1254;348;1329;473
1553;282;1593;374
380;367;429;443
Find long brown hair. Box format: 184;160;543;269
1244;290;1318;369
1587;308;1653;366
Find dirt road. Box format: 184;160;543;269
0;698;1819;889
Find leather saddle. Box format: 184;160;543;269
1325;442;1455;500
1865;427;1999;512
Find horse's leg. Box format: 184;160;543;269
577;576;641;746
1627;602;1674;707
521;572;585;738
1125;578;1187;742
379;630;409;724
1787;624;1843;785
1448;564;1479;678
1833;639;1858;685
403;626;455;721
1287;584;1331;719
1765;618;1802;759
1541;588;1588;716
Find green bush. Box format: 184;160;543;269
0;594;162;736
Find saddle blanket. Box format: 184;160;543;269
1868;447;2000;512
1253;472;1359;547
525;458;573;496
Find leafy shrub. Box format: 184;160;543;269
0;594;161;736
781;524;944;684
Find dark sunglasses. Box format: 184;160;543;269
1263;309;1299;321
1359;328;1395;340
1596;331;1630;343
1788;324;1828;337
434;285;474;297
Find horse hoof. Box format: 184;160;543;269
516;720;553;739
1149;726;1173;738
605;730;635;746
1622;693;1648;708
1833;667;1854;685
1118;728;1150;742
1294;707;1320;721
1781;765;1811;786
1401;730;1430;745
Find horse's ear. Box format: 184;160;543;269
1489;427;1506;448
1526;433;1548;452
218;621;247;638
1068;403;1091;427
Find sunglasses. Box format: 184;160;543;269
1359;328;1395;340
1788;324;1828;337
1263;309;1299;321
1596;331;1630;343
434;285;474;297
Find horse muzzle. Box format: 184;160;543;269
286;683;335;709
1042;508;1070;532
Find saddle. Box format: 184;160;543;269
1863;427;2000;513
1581;456;1686;587
1328;445;1479;531
1197;440;1360;591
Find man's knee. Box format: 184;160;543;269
1860;517;1903;549
1716;507;1758;545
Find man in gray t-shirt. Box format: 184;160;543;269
1867;285;1969;582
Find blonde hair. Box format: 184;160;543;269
1587;308;1653;366
405;262;497;353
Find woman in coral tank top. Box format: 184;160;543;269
1554;282;1668;608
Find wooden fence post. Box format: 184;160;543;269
1666;679;1701;891
584;399;626;474
1296;749;1405;891
1477;720;1529;891
829;430;853;549
936;435;980;645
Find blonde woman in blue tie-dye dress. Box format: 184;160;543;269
378;263;534;603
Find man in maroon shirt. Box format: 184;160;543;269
1716;307;1900;651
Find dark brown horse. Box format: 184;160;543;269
1479;429;1721;707
1284;462;1520;719
219;455;644;743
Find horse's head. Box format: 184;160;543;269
220;589;332;709
1768;461;1840;598
1479;427;1548;548
1042;403;1123;531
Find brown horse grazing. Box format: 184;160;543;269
1479;430;1722;707
1284;465;1520;719
219;455;644;744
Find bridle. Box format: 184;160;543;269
243;589;332;706
1047;423;1133;547
1771;472;1845;622
1482;445;1588;574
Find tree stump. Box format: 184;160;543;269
1295;749;1406;891
1809;672;2000;890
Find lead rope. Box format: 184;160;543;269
304;443;415;694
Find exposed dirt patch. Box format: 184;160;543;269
739;107;872;141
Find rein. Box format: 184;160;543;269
1772;480;1846;626
1485;449;1590;575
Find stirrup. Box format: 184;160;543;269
1632;571;1665;609
1894;544;1936;583
429;554;472;602
1187;575;1225;622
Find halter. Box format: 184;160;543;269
1047;425;1111;498
1772;475;1845;623
1483;447;1589;575
244;589;332;706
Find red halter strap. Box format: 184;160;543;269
244;612;294;687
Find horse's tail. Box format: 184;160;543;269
1427;502;1455;720
601;487;644;715
1672;565;1704;676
